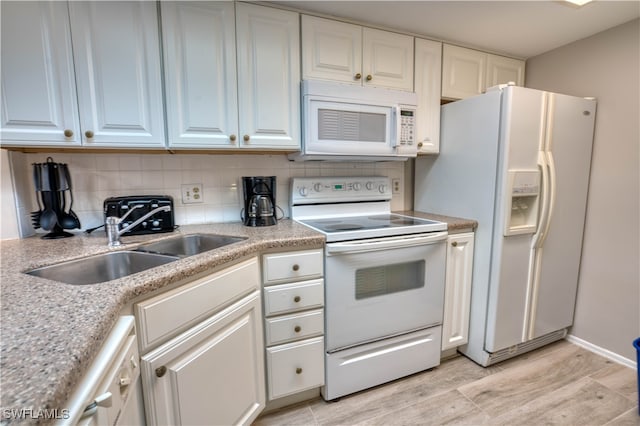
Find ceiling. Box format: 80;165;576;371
269;1;640;58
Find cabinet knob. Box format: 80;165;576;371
293;296;301;303
354;73;362;80
292;264;300;272
155;366;167;378
366;74;372;81
451;241;458;247
63;129;74;138
417;142;423;148
294;326;301;333
85;130;94;139
243;135;250;142
230;134;237;142
296;367;303;375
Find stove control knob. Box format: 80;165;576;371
353;182;362;191
365;181;374;190
298;186;308;197
379;184;387;193
313;183;323;192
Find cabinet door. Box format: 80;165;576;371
266;336;324;399
0;2;80;146
362;28;414;91
301;15;362;85
442;232;475;350
236;3;300;149
162;2;238;148
442;44;487;100
141;291;265;425
68;1;165;148
486;54;525;89
414;38;442;154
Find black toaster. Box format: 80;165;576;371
103;196;175;235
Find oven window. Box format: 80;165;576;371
355;260;425;299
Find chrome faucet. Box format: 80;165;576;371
106;204;171;247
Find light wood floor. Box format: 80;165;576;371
254;340;639;425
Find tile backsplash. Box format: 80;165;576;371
8;151;406;238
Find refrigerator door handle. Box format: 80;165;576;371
539;151;557;246
532;151;550;249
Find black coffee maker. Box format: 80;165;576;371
242;176;277;227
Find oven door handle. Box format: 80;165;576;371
326;231;448;255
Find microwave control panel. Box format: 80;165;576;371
399;109;416;146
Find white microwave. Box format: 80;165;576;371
289;80;418;161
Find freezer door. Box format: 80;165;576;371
485;86;546;352
527;94;596;339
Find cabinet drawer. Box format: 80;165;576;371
136;257;259;351
266;336;324;400
263;279;324;316
265;309;324;346
263;249;323;284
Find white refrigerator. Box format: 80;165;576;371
414;84;596;366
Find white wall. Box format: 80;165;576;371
526;19;639;361
3;151;407;238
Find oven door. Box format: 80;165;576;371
324;232;447;352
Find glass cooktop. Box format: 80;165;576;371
299;213;447;242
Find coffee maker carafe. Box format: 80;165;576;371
242;176;277;227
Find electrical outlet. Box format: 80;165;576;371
392;179;402;194
181;183;203;204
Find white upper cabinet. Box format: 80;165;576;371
163;2;300;150
0;2;81;147
441;44;487;100
362;27;414;91
442;44;525;100
302;15;414;91
68;1;165;148
236;3;300;149
161;2;238;148
486;54;525;89
301;16;362;85
414;38;442;154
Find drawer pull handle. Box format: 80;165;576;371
296;367;303;375
155;366;167;378
293;296;301;303
292;264;300;271
451;241;458;247
294;326;301;333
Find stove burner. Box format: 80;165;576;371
327;223;365;231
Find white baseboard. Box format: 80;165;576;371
566;334;637;369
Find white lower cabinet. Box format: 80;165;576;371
442;232;475;351
266;336;324;399
138;258;265;425
262;249;325;401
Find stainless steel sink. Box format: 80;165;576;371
25;251;179;285
134;234;246;258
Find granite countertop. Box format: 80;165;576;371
395;210;478;233
0;212;474;420
0;220;324;420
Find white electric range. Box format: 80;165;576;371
291;176;448;400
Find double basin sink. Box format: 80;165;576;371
26;234;246;285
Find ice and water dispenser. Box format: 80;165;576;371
504;170;540;236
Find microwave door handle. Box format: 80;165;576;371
392;106;400;148
326;231;448;255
